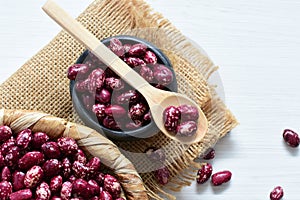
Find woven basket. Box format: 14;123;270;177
0;109;148;200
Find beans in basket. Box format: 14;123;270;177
0;125;123;200
67;37;175;131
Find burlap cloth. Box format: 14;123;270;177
0;0;238;199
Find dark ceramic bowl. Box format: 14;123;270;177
70;35;177;140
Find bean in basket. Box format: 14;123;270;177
0;125;123;200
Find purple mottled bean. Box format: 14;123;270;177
105;77;124;91
67;64;89;80
57;137;78;156
35;182;51;200
0;126;12;143
9;189;32;200
128;103;148;121
95;88;111;104
103;174;121;198
177;104;199;122
139;66;154;82
105;105;127;119
283;129;299;147
24;165;44;188
270;186;284;200
163;106;181;132
60;181;72;200
41;142;61;159
196;163;212;184
176;121;197;137
144;50;157;64
16;129;32;149
50;175;63;194
12;171;25;191
31;132;49;149
109;38;124;57
42;159;61;179
211;170;232;186
128;43;147;56
1;166;11;182
18;151;45;170
154;167;170;185
153;64;173;86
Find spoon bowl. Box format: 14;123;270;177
42;0;208;144
138;86;208;144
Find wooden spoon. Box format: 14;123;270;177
42;0;208;144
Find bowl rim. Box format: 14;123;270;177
70;35;178;140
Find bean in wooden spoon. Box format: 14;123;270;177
42;0;208;144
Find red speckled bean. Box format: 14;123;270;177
31;132;49;149
60;181;72;200
72;161;88;179
202;148;215;160
87;69;106;93
144;50;157;64
41;142;61;159
88;180;100;196
0;126;12;143
62;158;72;179
0;180;12;199
42;159;61;179
86;157;101;175
128;43;147;56
99;190;112;200
283;129;299;147
154;167;170;185
72;179;92;198
163;106;181;132
1;138;15;155
211;170;232;186
67;64;89;80
1;166;11;182
270;186;284;200
12;171;25;191
105;105;127;119
9;189;32;200
24;165;44;188
5;146;20;167
73;149;87;164
49;175;63;194
153;64;173;86
18;151;45;170
105;77;124;91
16;129;32;149
57;137;78;156
176;121;197;137
196;163;212;184
103;174;121;198
36;182;51;200
92;104;107;120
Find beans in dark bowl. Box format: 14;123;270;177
68;35;178;140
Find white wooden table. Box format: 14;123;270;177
1;0;300;199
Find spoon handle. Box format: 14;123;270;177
42;0;151;91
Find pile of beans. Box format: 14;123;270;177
67;37;175;132
0;125;123;200
163;105;199;137
196;149;232;186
